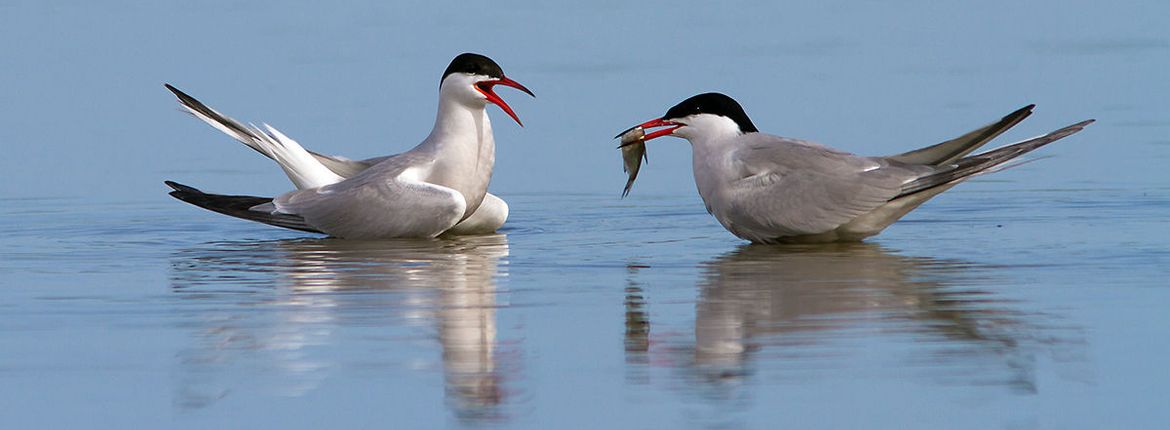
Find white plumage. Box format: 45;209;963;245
165;53;532;239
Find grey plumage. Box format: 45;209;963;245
887;104;1034;166
897;119;1095;198
660;101;1095;244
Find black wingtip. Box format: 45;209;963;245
1007;104;1036;120
163;83;199;106
164;180;200;194
162;182;323;234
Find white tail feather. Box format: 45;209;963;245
253;123;344;190
178;103;267;155
175;95;342;190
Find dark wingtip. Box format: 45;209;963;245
1059;119;1096;136
1007;104;1036;120
164;180;200;194
163;84;198;106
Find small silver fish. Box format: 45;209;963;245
616;126;647;198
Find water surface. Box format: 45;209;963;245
2;0;1169;429
4;189;1169;428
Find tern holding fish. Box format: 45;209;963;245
164;53;534;239
619;93;1093;244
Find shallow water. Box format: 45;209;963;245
3;0;1170;428
4;188;1170;428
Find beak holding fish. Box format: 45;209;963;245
614;118;682;198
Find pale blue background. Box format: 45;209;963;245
3;1;1166;201
2;1;1169;429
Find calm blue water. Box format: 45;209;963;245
2;1;1169;429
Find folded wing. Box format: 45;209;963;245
268;164;468;239
724;135;917;238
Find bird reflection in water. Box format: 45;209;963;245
635;243;1076;397
169;234;512;420
623;263;652;385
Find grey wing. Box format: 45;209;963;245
886;105;1034;166
894;119;1093;198
725;135;916;236
307;152;396;178
270;162;466;239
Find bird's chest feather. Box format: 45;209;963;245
697;152;791;229
692;152;749;216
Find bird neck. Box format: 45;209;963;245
687;132;740;160
417;91;496;218
425;93;495;151
421;93;496;176
688;132;741;198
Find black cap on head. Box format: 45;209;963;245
441;53;505;85
663;93;758;133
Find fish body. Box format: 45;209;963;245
618;127;647;197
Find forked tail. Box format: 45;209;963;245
898;119;1095;198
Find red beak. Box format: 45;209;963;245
475;76;535;127
615;118;681;142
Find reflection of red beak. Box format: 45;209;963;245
475;76;535;127
615;118;682;143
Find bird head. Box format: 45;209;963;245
439;53;535;127
618;92;758;142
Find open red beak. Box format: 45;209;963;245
615;118;682;144
475;76;535;127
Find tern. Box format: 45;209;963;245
164;53;534;239
621;93;1093;244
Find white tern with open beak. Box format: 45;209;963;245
164;53;534;239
